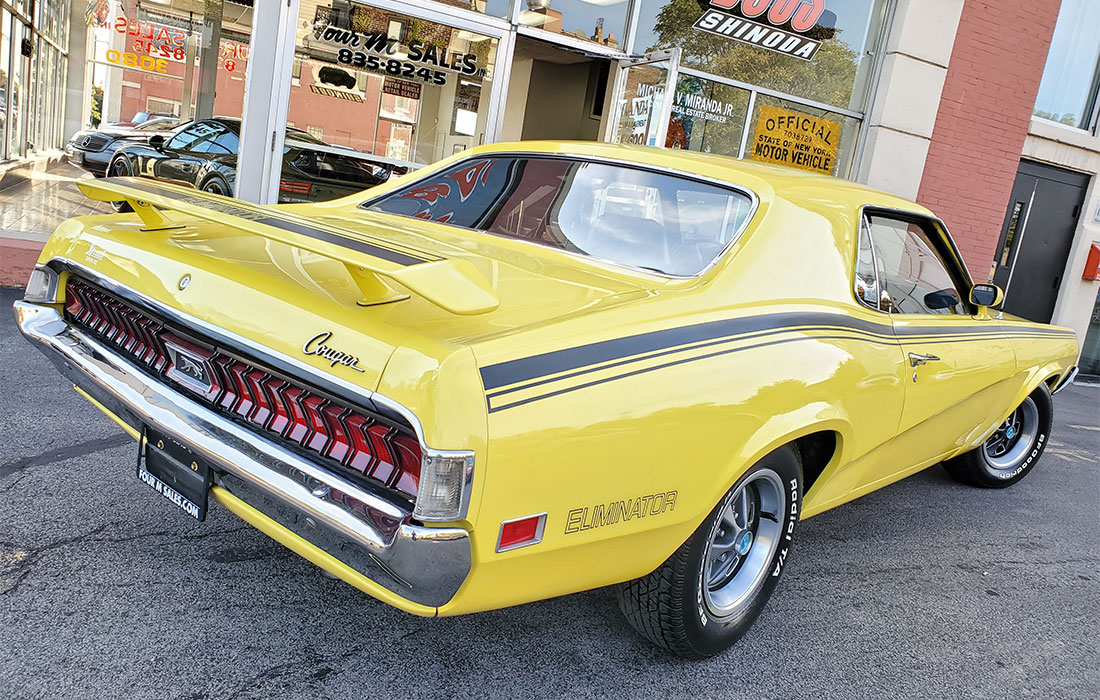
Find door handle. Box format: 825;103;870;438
908;352;940;367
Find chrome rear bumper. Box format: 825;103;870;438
13;300;470;610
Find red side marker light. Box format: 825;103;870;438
497;513;547;553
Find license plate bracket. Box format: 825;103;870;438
137;427;212;521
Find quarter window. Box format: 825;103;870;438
364;156;755;276
854;218;881;308
859;213;967;315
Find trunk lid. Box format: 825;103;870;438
55;177;652;394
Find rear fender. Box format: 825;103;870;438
713;402;852;521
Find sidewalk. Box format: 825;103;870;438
0;163;112;287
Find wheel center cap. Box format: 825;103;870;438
1005;426;1016;439
734;531;753;555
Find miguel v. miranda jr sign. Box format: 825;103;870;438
694;0;826;61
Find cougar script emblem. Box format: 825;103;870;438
303;332;365;372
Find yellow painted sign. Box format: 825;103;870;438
750;105;840;175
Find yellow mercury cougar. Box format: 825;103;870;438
14;141;1079;657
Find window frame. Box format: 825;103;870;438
358;151;761;279
852;205;977;317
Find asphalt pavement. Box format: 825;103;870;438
1;286;1098;699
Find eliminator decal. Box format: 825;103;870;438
565;491;678;534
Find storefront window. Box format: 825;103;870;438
667;75;750;154
28;34;39;150
743;93;859;177
448;0;513;20
1033;0;1100;130
632;0;888;112
287;1;499;173
519;0;628;48
7;17;25;157
1;8;10;160
87;2;250;128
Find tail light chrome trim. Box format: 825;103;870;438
63;276;424;501
47;260;478;525
13;299;471;607
48;259;432;442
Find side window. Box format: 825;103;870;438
172;122;226;153
863;213;967;315
210;130;239;155
165;125;204;151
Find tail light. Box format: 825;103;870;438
279;180;313;195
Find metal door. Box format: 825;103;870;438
993;161;1090;323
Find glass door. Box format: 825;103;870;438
609;49;679;148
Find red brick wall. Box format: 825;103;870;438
916;0;1061;279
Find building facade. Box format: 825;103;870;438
2;0;1099;375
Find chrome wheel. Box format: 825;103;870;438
703;469;785;618
983;398;1040;471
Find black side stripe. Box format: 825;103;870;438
486;329;1071;414
481;312;877;391
479;311;1073;392
112;178;435;267
484;325;1064;401
487;332;888;413
485;323;892;399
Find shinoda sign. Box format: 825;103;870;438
693;0;827;61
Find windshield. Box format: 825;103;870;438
363;155;754;276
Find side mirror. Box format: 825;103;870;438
148;134;165;151
969;283;1004;309
924;289;960;310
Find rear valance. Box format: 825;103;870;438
77;177;499;315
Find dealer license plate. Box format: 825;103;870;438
136;427;212;521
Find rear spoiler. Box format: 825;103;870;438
76;177;499;315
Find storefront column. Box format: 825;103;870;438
62;9;89;141
855;0;963;199
236;0;300;204
193;0;222;120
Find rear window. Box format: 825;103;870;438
362;156;755;276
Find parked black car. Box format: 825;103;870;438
106;117;410;208
66;119;181;177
